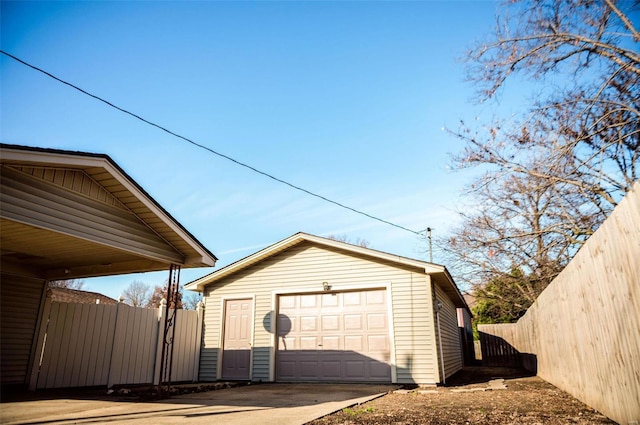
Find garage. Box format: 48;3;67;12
276;289;391;382
188;232;471;385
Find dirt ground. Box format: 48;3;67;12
308;367;614;425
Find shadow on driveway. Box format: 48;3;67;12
445;366;535;387
1;383;397;425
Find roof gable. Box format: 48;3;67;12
7;165;129;211
186;232;469;312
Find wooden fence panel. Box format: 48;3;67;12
32;301;202;390
479;182;640;425
478;325;521;367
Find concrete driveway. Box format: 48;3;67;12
0;383;397;425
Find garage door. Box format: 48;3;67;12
277;289;391;382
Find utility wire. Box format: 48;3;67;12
1;50;422;236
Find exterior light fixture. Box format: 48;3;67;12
322;281;331;291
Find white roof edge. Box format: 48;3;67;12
440;266;472;313
99;161;216;266
185;232;446;292
303;233;445;271
0;147;109;168
1;145;216;267
185;233;304;291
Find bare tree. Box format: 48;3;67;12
459;0;638;204
444;173;578;301
147;282;183;309
49;279;85;290
327;234;371;248
445;0;639;322
121;280;151;307
183;291;202;310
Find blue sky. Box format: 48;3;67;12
2;1;514;299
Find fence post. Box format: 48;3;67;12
191;300;205;382
152;299;167;385
28;296;52;391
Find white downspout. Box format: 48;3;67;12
435;300;446;385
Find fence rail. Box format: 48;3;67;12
29;300;204;390
478;182;640;425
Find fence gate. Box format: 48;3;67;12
29;299;203;390
478;326;522;368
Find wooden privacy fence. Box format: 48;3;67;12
478;182;640;425
478;324;521;368
29;299;204;390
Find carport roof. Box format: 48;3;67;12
1;144;217;279
186;232;470;312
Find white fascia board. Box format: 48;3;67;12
184;277;209;292
300;233;444;272
99;162;216;267
184;235;304;291
1;148;108;168
185;232;446;292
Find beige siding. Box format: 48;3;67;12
0;273;46;385
9;166;128;211
1;166;183;264
201;242;440;384
435;283;463;379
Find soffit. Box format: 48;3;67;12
0;218;174;279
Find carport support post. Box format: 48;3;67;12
157;264;181;395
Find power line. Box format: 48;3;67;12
1;50;422;236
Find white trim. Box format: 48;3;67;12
186;232;443;291
218;295;255;381
248;296;256;381
269;292;278;382
436;307;446;385
100;161;214;265
385;283;397;384
216;297;224;380
270;281;390;296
